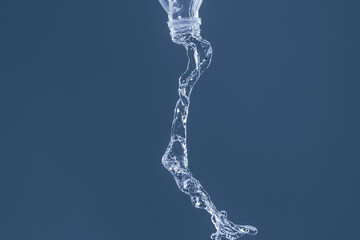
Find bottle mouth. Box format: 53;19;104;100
167;18;202;42
167;18;201;28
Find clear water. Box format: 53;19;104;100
161;34;258;240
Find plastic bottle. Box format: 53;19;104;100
158;0;203;43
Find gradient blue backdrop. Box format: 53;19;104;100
0;0;359;240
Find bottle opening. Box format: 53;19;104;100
168;18;202;42
167;18;201;28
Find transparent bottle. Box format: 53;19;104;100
158;0;203;43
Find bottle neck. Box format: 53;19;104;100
168;18;201;44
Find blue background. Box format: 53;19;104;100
0;0;359;240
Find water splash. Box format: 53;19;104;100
161;34;258;240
